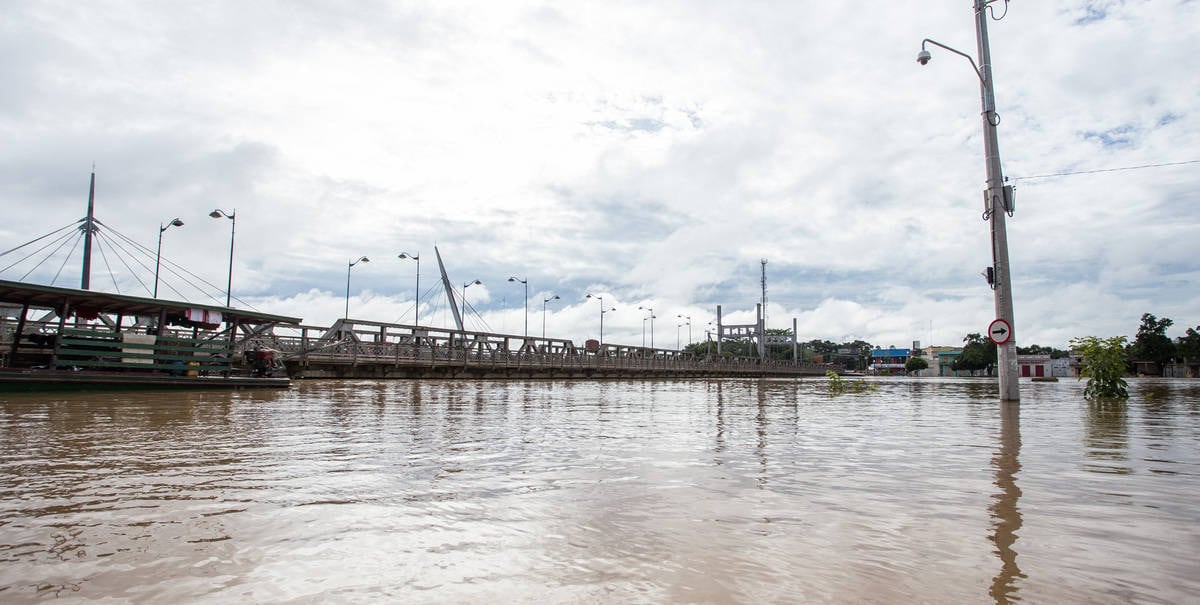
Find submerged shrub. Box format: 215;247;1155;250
1069;336;1129;399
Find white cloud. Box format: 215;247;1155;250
2;0;1198;348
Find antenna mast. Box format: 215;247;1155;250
760;258;768;329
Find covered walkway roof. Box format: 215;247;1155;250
0;279;302;325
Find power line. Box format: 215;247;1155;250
1012;159;1199;182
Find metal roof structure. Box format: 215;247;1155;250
0;279;302;325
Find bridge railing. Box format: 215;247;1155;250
233;319;830;375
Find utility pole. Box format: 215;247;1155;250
973;0;1019;402
919;0;1019;401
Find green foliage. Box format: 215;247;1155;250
826;370;844;393
953;333;997;373
1069;336;1130;399
826;370;876;394
905;356;929;373
806;339;873;370
1131;313;1176;371
1178;326;1200;361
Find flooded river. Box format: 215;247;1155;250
1;378;1198;603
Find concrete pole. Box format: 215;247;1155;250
716;305;723;356
793;317;798;363
756;303;765;359
974;0;1019;401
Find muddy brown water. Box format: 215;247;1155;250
2;377;1197;603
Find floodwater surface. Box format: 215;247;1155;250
1;378;1198;603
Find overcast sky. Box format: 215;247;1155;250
2;0;1197;349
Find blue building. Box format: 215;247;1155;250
870;348;910;375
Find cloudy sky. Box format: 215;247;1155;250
2;0;1197;350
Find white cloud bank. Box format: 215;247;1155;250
2;0;1197;349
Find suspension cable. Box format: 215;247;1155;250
2;228;77;275
49;230;84;286
0;220;82;258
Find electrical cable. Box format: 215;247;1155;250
1012;159;1199;182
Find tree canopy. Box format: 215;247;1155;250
1130;313;1176;370
1177;326;1200;361
953;332;996;373
905;356;929;373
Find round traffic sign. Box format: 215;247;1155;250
988;318;1012;345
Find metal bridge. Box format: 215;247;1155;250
246;318;831;379
0;177;832;381
0;280;831;380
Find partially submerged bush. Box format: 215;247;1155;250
1069;336;1129;399
826;370;876;394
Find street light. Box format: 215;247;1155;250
208;208;236;308
676;321;687;350
919;0;1019;401
462;280;482;322
398;252;420;326
638;306;655;349
542;294;560;339
585;293;615;345
677;314;692;345
153;218;184;298
345;256;369;319
508;276;528;338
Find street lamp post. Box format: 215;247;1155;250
398;252;420;326
585;293;615;346
208;209;236;308
508;276;528;337
677;314;692;345
345;256;369;319
153;218;184;298
462;280;482;324
638;306;655;348
542;295;560;339
918;0;1019;401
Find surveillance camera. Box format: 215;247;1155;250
916;50;931;65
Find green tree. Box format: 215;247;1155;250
905;356;929;373
1130;313;1175;373
1070;336;1129;399
1177;326;1200;362
953;333;997;374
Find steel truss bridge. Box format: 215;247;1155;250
247;318;832;379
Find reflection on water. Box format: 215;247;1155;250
1084;399;1131;474
989;401;1024;604
1;378;1199;603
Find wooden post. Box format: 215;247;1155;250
8;303;29;367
